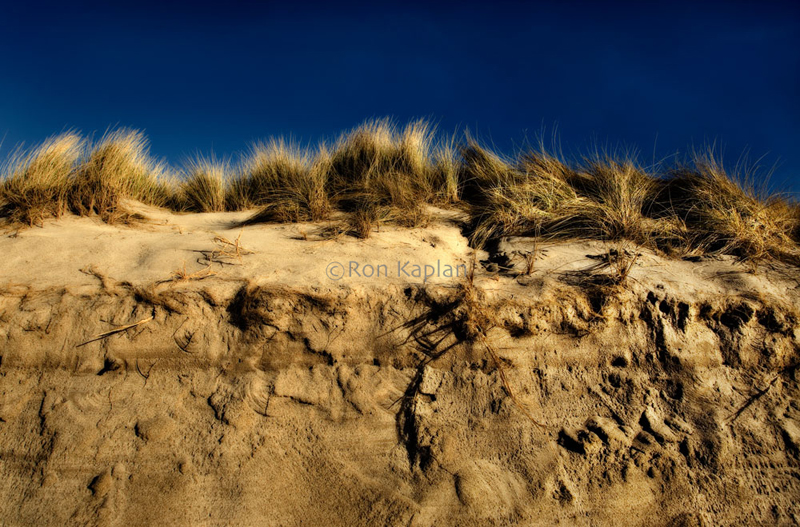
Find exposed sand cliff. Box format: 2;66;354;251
1;206;799;526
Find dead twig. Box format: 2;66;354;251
76;316;154;347
728;376;779;423
210;231;253;263
164;261;216;283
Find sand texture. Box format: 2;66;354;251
0;206;799;526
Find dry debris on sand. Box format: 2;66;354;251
0;207;799;526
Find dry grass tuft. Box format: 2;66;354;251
431;135;461;203
238;140;331;223
167;261;216;283
655;151;799;264
329;119;442;237
209;232;253;264
70;129;173;222
572;155;657;241
466;144;692;255
465;142;586;247
177;155;229;212
0;132;84;225
582;245;641;289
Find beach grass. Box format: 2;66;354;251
70;129;173;222
177;155;229;213
1;120;797;264
0;132;83;225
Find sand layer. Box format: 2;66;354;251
1;207;799;526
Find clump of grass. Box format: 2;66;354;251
590;245;641;288
655;151;799;264
329;118;402;186
329;119;441;237
465;142;690;253
70;129;173;222
431;135;461;203
570;154;662;243
348;205;383;239
460;139;518;200
0;132;84;225
177;155;229;212
237;139;331;223
465;142;586;247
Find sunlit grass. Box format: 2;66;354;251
1;121;797;265
70;129;173;222
654;150;799;263
177;155;229;212
237;139;331;223
0;132;83;225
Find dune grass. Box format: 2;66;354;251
177;155;229;212
328;119;441;236
463;141;586;247
462;139;797;263
654;152;799;263
1;120;797;265
234;139;331;223
0;132;84;225
462;142;668;248
70;129;173;222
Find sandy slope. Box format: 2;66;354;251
0;205;799;526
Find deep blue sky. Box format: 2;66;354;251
1;0;798;193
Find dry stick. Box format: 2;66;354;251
478;331;547;429
728;376;779;423
173;262;216;282
76;316;154;347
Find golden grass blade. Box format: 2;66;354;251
76;316;154;347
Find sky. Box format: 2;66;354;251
1;0;798;193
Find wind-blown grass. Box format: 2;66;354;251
654;152;799;263
177;156;229;212
1;121;797;266
463;140;796;264
70;129;173;222
236;139;330;223
431;135;461;203
328;119;442;236
464;142;582;247
0;132;84;225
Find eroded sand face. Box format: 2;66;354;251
1;207;799;526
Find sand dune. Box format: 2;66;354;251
1;207;799;525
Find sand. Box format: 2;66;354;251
0;203;799;526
